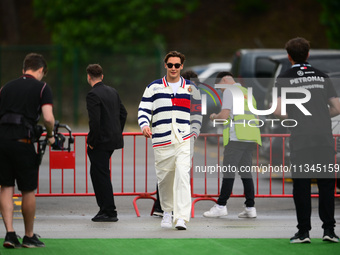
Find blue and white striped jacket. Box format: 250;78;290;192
138;76;201;147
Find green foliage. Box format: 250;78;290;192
33;0;199;61
234;0;269;15
318;0;340;48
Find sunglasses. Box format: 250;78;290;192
166;63;181;69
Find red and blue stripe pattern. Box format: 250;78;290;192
138;76;198;147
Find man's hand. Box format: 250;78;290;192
210;113;216;121
210;109;230;121
142;126;152;138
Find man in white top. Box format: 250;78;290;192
203;71;261;219
138;51;197;230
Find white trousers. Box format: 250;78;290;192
154;139;191;223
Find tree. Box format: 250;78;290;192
33;0;198;61
318;0;340;48
0;0;19;44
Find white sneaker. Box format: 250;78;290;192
203;204;228;218
161;212;172;228
175;219;187;230
238;207;257;218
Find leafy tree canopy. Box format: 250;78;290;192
318;0;340;48
33;0;199;60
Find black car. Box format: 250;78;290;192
231;49;286;110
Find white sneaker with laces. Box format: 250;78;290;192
238;207;257;218
175;219;187;230
203;204;228;218
161;212;172;228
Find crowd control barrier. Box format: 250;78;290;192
190;133;340;217
13;132;340;218
34;132;157;217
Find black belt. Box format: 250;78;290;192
17;138;32;144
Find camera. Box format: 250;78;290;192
37;121;74;165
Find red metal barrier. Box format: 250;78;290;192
31;133;156;217
190;133;340;217
13;132;339;218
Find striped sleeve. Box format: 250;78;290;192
190;83;202;137
138;85;153;130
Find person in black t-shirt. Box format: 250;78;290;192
274;37;340;244
0;53;55;248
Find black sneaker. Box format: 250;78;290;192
91;213;118;222
3;232;21;248
290;231;311;243
22;234;45;248
323;229;339;243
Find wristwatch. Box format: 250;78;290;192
47;131;54;138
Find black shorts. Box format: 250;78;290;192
0;139;39;191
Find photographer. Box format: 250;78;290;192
0;53;55;248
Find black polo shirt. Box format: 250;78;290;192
0;74;53;140
276;63;337;152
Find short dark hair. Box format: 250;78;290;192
285;37;310;63
182;70;198;80
215;71;233;84
86;64;103;78
23;53;48;75
164;51;185;64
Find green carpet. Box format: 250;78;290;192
0;238;339;255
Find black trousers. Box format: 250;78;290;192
87;147;116;216
217;141;255;207
153;184;162;211
290;146;336;231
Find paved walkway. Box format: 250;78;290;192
5;196;340;239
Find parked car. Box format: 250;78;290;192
261;50;340;164
189;62;232;80
185;63;231;143
326;72;340;165
231;49;286;110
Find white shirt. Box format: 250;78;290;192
169;80;181;96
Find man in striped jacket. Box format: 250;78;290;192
138;51;200;230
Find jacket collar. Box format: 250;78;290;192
21;74;36;79
162;76;186;88
93;81;104;87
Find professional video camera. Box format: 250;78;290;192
37;121;74;165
